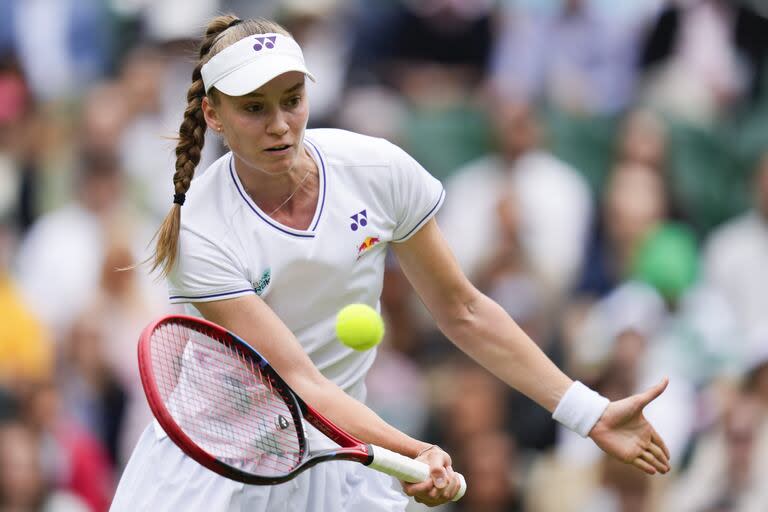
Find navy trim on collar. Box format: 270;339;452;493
227;139;327;239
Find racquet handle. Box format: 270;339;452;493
367;445;467;501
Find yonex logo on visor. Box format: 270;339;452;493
201;33;315;96
253;36;277;51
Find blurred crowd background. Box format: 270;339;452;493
1;0;768;510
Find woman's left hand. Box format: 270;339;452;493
588;378;671;475
400;446;462;507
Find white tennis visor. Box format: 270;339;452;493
201;33;315;96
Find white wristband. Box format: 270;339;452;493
552;381;610;437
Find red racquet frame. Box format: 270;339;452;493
138;315;374;485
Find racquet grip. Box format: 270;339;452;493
367;445;467;501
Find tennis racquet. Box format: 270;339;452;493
138;314;466;501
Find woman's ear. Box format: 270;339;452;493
202;96;223;133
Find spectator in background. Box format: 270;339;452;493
14;147;162;338
702;153;768;351
612;107;700;232
474;189;548;342
577;452;653;512
58;311;127;468
454;432;522;512
440;100;592;313
79;241;168;466
425;363;508;461
615;108;669;173
14;149;126;335
0;420;89;512
660;389;768;512
351;0;496;93
423;358;555;491
576;162;668;300
639;0;768;125
79;81;132;153
22;382;114;512
491;0;650;115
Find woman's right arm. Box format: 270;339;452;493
193;294;460;504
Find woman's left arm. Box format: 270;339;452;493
393;219;671;475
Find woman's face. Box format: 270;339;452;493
204;71;309;175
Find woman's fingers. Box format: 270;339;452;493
417;473;461;504
652;427;671;461
441;468;461;501
633;456;657;475
647;442;669;469
429;466;448;489
641;447;669;473
402;479;433;497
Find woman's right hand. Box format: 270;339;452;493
400;446;463;507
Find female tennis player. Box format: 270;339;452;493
111;15;671;511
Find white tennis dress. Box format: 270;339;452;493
110;129;444;512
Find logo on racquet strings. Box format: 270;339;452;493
276;415;291;430
253;36;277;51
253;268;271;296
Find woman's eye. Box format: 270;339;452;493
285;96;301;107
245;104;263;113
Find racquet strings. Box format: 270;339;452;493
149;321;305;476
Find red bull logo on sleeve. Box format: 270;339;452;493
356;236;381;259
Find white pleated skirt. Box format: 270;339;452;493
110;423;409;512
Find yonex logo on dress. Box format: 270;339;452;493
350;210;367;231
253;36;277;51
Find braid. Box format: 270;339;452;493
149;14;241;277
172;66;206;197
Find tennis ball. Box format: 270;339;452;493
335;304;385;351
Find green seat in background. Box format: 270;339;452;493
665;120;751;234
401;103;493;182
543;109;619;197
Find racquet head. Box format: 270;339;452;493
139;315;321;484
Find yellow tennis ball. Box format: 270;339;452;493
335;304;385;351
